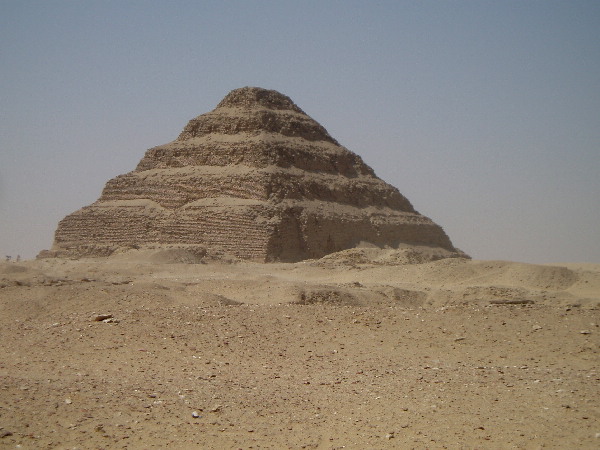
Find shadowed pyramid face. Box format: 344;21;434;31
46;87;457;262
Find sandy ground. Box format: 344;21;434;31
0;248;599;449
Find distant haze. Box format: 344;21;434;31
1;1;599;263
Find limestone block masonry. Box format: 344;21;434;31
42;87;461;262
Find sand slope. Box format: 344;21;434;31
0;251;598;448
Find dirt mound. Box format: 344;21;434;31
499;263;578;290
295;288;360;305
315;245;468;268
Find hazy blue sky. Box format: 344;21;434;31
1;1;599;263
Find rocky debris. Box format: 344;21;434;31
295;288;359;305
489;299;535;305
92;314;113;322
43;87;460;262
315;245;468;268
102;317;119;323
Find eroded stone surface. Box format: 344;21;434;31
43;87;459;261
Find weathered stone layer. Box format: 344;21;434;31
45;87;460;262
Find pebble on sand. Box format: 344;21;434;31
93;314;113;322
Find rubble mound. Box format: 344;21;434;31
43;87;460;262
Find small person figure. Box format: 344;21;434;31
16;255;21;262
5;255;11;262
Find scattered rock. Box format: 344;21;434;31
93;314;113;322
192;411;201;418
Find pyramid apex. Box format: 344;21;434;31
216;87;304;113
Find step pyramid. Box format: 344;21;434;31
44;87;459;262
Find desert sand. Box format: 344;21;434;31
1;247;598;449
